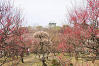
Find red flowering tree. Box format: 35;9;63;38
0;0;26;65
58;0;99;63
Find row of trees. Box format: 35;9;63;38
0;0;98;66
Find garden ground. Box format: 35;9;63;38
3;54;99;66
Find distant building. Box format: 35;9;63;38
49;23;56;28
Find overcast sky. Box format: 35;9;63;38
14;0;87;27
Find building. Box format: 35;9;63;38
49;23;56;28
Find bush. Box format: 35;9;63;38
51;59;61;66
69;63;73;66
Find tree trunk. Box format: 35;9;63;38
42;54;47;66
21;57;24;63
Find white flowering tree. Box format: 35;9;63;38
33;31;51;66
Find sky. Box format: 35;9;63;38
14;0;87;27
